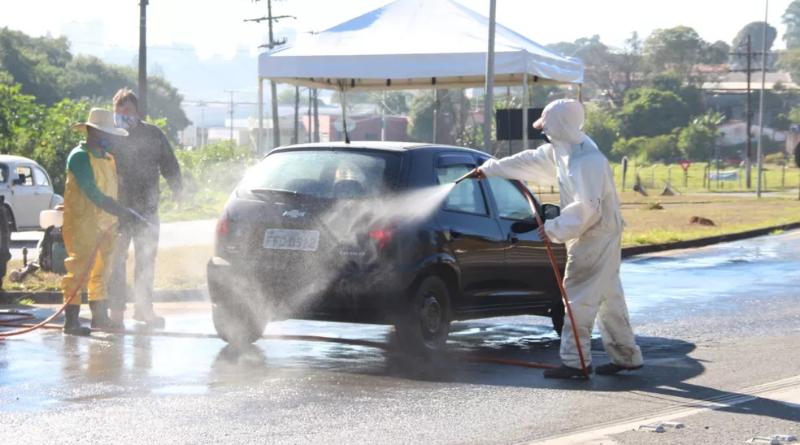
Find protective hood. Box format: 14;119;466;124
540;99;586;145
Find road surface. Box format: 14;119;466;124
1;230;799;444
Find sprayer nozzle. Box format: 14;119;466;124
454;169;482;184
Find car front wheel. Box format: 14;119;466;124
395;275;451;354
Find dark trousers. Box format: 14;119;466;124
108;213;160;312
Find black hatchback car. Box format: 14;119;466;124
208;142;566;352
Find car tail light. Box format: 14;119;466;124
215;213;230;254
368;228;394;250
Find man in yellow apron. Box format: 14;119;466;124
62;108;145;335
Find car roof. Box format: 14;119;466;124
271;141;491;157
0;155;39;165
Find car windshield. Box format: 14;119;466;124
239;149;402;200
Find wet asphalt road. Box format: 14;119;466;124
1;231;799;444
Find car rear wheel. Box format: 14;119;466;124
211;290;268;348
395;275;451;354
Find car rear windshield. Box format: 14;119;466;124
239;149;402;200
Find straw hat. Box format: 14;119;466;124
72;108;128;137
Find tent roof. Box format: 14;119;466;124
258;0;583;90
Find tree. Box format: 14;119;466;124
702;40;731;65
583;103;619;158
677;114;723;161
643;26;705;81
369;91;411;115
648;73;705;118
732;22;777;68
783;0;800;48
407;90;466;144
617;88;689;137
0;29;190;141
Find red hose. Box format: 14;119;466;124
514;182;590;378
0;225;117;339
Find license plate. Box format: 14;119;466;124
263;229;320;251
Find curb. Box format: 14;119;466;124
621;221;800;258
0;288;209;305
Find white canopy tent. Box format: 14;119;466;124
256;0;583;150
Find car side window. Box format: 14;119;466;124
0;164;7;183
436;164;488;216
33;167;50;187
15;166;34;186
487;177;534;220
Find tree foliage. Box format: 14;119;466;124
612;134;678;163
0;28;189;141
582;103;619;158
783;0;800;49
677;113;723;161
617;88;689;138
731;22;777;68
643;26;705;81
407;90;467;144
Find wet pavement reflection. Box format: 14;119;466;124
2;230;799;413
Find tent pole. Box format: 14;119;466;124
433;88;439;144
381;90;387;141
257;77;264;154
483;0;497;153
340;87;350;143
270;80;280;149
522;74;529;151
578;83;583;103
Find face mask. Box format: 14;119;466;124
97;136;112;151
114;113;139;130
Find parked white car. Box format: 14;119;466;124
0;155;63;232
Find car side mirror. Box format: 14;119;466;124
542;203;560;220
511;219;539;234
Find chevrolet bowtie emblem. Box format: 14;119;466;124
282;209;306;218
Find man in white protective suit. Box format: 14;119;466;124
472;99;643;379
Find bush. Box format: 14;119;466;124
612;134;679;163
678;122;717;161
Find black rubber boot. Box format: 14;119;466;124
90;300;111;329
543;364;592;380
63;305;91;336
595;363;643;375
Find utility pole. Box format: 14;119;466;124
245;0;294;149
226;90;235;143
483;0;497;153
138;0;149;117
756;1;770;198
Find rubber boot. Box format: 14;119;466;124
108;309;125;332
90;300;111;330
134;305;165;329
63;305;91;336
543;364;592;380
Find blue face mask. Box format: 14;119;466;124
97;136;112;151
114;113;139;130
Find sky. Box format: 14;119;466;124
2;0;794;60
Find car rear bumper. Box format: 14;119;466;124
207;256;409;324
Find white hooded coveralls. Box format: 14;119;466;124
480;99;643;369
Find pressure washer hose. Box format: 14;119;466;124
513;181;590;378
0;224;118;338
